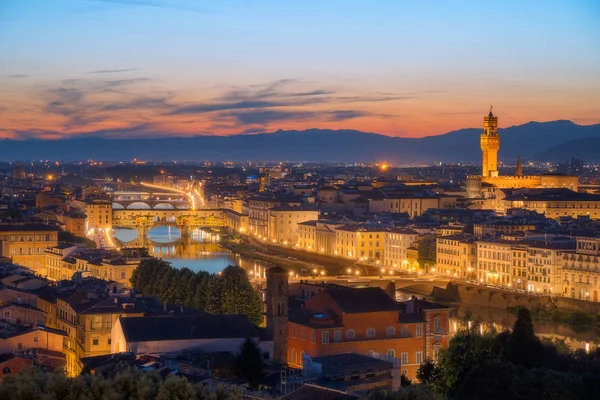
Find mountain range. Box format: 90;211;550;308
1;120;599;163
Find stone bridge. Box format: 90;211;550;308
112;208;247;242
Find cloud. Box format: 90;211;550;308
9;74;30;79
224;110;317;125
326;110;368;121
88;68;140;74
290;90;335;97
101;96;171;111
168;100;284;115
223;109;371;125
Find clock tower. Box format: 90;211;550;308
480;107;499;178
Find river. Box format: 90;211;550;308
112;226;269;274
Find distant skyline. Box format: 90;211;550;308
1;0;599;140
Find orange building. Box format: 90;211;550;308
287;285;450;381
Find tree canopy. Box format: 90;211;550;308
418;307;600;400
130;260;263;326
0;364;249;400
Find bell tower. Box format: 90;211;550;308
266;266;288;364
480;106;500;178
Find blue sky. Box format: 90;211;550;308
1;0;599;139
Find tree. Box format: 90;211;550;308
501;307;543;368
234;338;265;389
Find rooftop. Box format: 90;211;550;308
118;313;258;342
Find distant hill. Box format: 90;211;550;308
1;120;599;162
534;137;600;162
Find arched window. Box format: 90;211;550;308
291;348;297;364
346;329;355;339
386;326;395;336
386;349;395;357
366;328;376;338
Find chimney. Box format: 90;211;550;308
385;281;396;300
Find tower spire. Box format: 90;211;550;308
516;156;523;176
489;104;494;117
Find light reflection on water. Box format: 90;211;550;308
396;289;600;352
112;227;268;275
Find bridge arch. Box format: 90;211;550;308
112;203;125;209
154;203;175;209
177;204;190;209
127;202;151;209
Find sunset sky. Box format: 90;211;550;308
1;0;599;140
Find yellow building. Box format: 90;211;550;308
297;221;317;252
503;189;600;220
476;238;515;286
40;289;145;377
526;243;565;294
0;224;59;274
466;109;578;198
85;201;113;233
46;246;139;287
297;220;347;256
436;234;477;279
45;244;79;280
383;228;419;269
561;237;600;301
335;225;386;261
267;206;319;245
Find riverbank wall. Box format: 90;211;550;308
431;282;600;314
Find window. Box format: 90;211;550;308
386;349;395;357
401;352;408;365
366;328;376;337
311;330;316;343
434;317;442;332
386;326;395;336
108;338;112;345
416;351;423;364
416;325;423;337
291;348;297;364
301;327;306;341
334;330;342;343
292;325;297;338
401;325;409;337
321;331;329;344
92;338;99;346
433;346;442;361
346;329;356;339
401;369;408;377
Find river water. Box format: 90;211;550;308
112;226;268;274
114;227;600;350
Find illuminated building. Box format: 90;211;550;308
466;108;578;198
435;234;477;279
0;224;59;274
383;229;419;270
85;201;113;233
267;206;319;245
561;237;600;301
